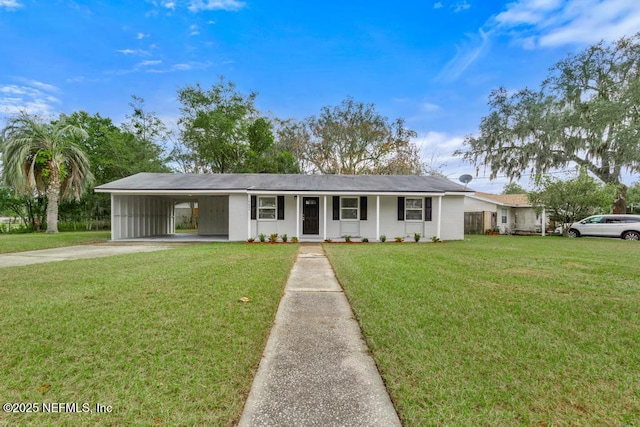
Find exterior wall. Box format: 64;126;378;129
439;195;465;240
228;194;249;241
111;194;174;240
512;207;541;232
198;196;229;236
464;197;496;212
133;192;468;242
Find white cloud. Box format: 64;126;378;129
0;81;61;117
0;0;23;10
493;0;640;48
138;60;163;67
188;0;245;12
189;24;199;36
116;48;151;56
420;102;440;112
415;131;465;154
162;0;176;9
144;60;213;73
436;29;490;82
65;76;108;83
433;2;443;9
136;32;149;39
452;0;471;13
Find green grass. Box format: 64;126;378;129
0;231;110;254
0;243;298;426
324;236;640;426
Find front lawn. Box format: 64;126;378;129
0;231;110;254
0;243;298;425
324;236;640;426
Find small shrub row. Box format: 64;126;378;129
248;233;297;243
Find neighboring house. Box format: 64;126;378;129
95;173;473;241
464;192;542;235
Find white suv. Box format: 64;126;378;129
567;214;640;240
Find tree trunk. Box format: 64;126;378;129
613;184;627;214
46;171;61;234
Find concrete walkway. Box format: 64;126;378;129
239;244;401;427
0;244;174;268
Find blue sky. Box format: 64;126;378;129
1;0;639;192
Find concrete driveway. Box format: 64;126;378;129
0;244;174;268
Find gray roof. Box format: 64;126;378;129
95;173;473;194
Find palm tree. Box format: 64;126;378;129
1;112;94;233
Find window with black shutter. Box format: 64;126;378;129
333;196;340;220
277;196;285;220
397;197;405;221
360;196;367;220
250;195;257;220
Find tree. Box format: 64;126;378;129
279;98;422;175
121;95;171;168
0;185;46;231
628;182;640;214
456;33;640;213
176;78;257;173
502;182;527;195
240;118;300;173
1;112;94;233
528;169;615;235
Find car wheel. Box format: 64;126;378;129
622;231;640;240
567;229;580;238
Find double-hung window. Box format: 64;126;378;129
258;196;276;220
501;208;508;224
405;198;423;221
340;197;359;220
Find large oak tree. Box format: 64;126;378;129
457;33;640;213
278;97;422;175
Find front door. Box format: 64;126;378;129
303;197;320;235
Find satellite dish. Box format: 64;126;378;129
459;174;473;187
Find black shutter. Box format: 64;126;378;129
250;195;257;220
277;196;285;220
425;197;432;221
333;196;340;220
397;197;405;221
360;196;367;220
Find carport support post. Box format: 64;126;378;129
541;208;546;237
323;195;327;241
247;193;251;240
437;195;443;239
376;195;380;240
296;195;300;239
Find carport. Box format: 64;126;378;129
104;193;230;241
